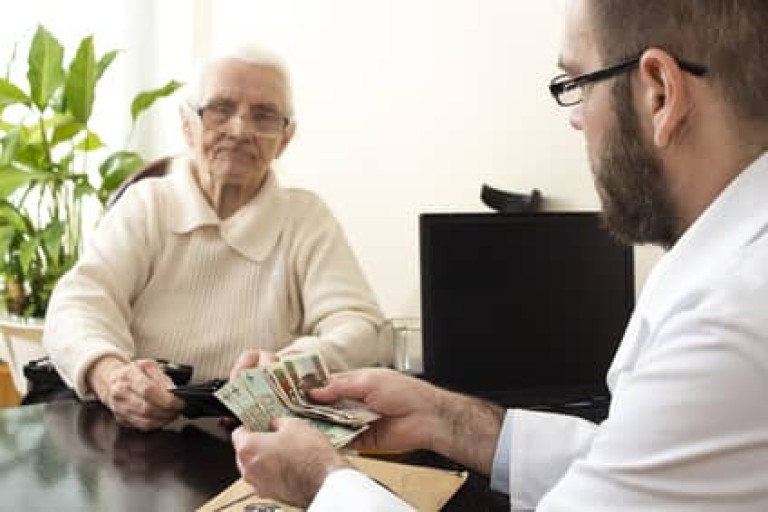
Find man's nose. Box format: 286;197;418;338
569;105;584;131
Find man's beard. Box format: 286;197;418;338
592;78;680;248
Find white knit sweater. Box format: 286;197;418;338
43;157;389;396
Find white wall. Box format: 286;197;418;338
0;2;134;155
183;0;661;316
2;1;662;318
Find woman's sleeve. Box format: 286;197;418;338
278;197;392;370
43;185;160;396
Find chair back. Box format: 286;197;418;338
107;156;172;208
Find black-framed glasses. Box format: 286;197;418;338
194;100;292;138
549;55;708;107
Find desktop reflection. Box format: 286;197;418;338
0;400;239;511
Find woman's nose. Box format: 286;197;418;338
224;111;253;137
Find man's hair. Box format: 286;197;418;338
590;0;768;129
185;43;295;116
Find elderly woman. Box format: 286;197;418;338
43;45;390;430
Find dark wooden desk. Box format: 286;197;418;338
0;400;509;511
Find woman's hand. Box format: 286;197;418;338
229;349;279;381
87;356;184;431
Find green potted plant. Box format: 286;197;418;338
0;25;182;318
0;25;181;393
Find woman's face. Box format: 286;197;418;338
183;58;294;207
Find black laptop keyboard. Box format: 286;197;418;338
538;397;610;423
479;391;611;423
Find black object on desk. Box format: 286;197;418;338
172;378;238;419
481;184;542;213
22;356;194;405
420;212;634;421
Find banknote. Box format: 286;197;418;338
214;351;377;448
266;354;380;427
215;374;269;432
281;351;331;397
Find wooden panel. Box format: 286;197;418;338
0;362;20;407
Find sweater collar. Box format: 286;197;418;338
167;157;288;262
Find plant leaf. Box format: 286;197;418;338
74;178;96;201
19;236;39;275
0;78;31;107
40;221;63;263
0;201;32;233
0;167;52;199
14;142;49;170
65;35;97;123
0;128;21;166
130;80;183;122
0;166;35;198
27;25;65;111
97;150;143;204
96;49;120;80
0;225;15;266
74;130;104;151
98;150;143;182
50;115;85;146
49;84;66;113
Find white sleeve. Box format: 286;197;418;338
508;409;598;510
535;299;768;511
490;410;514;493
309;469;416;512
42;185;158;396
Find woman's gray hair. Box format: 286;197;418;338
184;43;295;117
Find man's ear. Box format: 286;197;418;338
637;48;692;148
275;122;296;158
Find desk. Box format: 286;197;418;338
0;400;509;511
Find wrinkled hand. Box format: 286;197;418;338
229;349;279;381
232;417;350;507
87;356;184;431
310;368;445;454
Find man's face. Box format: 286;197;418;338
594;81;678;247
560;0;678;247
183;59;294;200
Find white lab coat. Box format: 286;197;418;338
312;153;768;512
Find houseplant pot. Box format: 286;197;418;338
0;25;182;394
0;316;44;395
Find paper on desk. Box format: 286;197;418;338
197;454;468;512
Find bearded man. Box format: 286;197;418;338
229;1;768;510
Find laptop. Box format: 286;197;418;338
419;212;634;421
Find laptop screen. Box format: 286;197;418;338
419;212;634;407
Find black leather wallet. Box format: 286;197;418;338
172;379;237;419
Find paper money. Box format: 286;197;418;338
215;351;377;448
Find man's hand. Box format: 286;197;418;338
311;368;505;476
310;368;444;454
232;417;350;507
229;349;279;381
87;356;184;431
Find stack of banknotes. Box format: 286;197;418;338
215;351;379;448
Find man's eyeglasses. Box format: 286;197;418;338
194;100;292;138
549;56;708;107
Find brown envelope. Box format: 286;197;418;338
198;454;468;512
